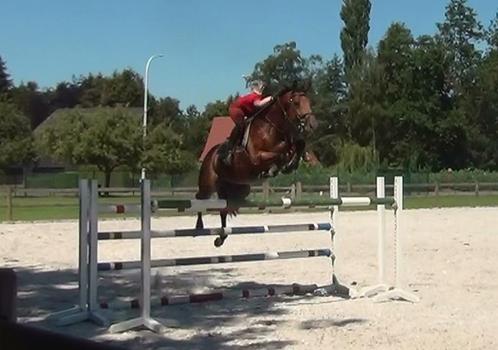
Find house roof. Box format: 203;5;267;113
199;117;234;161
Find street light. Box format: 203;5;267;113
141;54;165;180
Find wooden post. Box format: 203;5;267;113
7;186;13;221
346;182;352;193
262;180;270;201
475;181;479;197
296;182;302;201
290;184;296;200
434;182;439;196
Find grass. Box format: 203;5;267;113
1;194;497;222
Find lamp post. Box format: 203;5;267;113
141;54;165;180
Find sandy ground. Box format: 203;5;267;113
1;207;497;349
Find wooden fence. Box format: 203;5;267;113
2;181;498;221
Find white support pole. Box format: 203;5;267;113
326;176;352;297
48;180;107;327
373;176;420;303
358;177;390;298
109;179;165;333
329;177;339;227
377;177;386;284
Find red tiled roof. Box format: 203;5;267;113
199;117;235;161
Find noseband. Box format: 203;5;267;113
277;92;312;132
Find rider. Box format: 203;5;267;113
219;79;274;166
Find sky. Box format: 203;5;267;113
1;0;497;111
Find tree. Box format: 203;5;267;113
249;41;312;90
0;56;13;95
340;0;371;77
201;100;229;120
10;82;51;129
141;122;196;178
48;81;82;110
0;102;34;170
487;12;498;50
148;96;183;129
437;0;484;95
37;107;143;187
377;23;415;102
78;73;106;107
100;69;144;107
182;105;210;158
310;55;347;165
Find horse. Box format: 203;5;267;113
195;86;318;246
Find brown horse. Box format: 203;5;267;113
196;87;318;246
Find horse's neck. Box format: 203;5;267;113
264;100;288;128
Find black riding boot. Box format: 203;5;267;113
219;122;244;167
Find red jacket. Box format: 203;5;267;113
231;92;262;115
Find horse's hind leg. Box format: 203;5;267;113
212;181;251;247
195;148;219;229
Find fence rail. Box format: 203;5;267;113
2;181;498;221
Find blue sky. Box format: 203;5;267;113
1;0;496;111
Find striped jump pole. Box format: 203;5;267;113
98;204;142;214
154;197;395;212
98;283;322;309
98;249;332;271
98;223;332;240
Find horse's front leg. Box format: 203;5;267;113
248;141;288;166
214;210;228;247
282;140;305;173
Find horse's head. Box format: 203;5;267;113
278;90;318;133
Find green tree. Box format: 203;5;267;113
437;0;484;95
37;107;143;187
0;55;13;95
311;55;347;165
10;82;51;129
0;102;34;169
340;0;371;77
78;73;106;107
249;41;312;90
48;81;82;110
182;105;210;159
201;100;229;120
464;50;498;168
142;122;196;177
487;12;498;50
148;96;183;129
101;69;144;107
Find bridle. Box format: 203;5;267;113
276;91;312;133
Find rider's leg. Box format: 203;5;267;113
219;108;245;166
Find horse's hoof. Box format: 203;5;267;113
214;237;224;247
